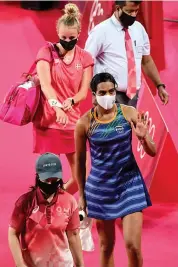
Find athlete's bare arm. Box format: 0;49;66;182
121;105;156;157
75;112;90;196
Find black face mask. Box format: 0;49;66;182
119;10;136;28
37;179;61;195
59;38;77;51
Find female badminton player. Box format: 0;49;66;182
75;72;156;267
33;3;93;194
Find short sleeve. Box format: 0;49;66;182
66;197;80;231
142;26;150;56
9;196;27;233
36;45;52;64
82;50;94;69
84;25;105;62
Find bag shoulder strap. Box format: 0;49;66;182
46;41;59;62
24;42;59;78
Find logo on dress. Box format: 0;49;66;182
75;63;82;70
32;206;39;213
115;125;124;134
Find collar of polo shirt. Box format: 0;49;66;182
111;14;125;31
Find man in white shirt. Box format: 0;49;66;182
85;1;169;107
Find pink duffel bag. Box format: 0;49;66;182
0;62;40;126
0;42;58;126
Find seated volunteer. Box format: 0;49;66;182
8;153;84;267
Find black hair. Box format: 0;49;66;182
115;1;142;7
29;173;65;191
90;72;118;94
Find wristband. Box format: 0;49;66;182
157;84;166;90
139;134;155;145
48;99;63;108
140;138;146;145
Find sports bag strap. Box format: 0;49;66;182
47;41;59;62
22;62;36;79
22;42;58;79
28;62;36;75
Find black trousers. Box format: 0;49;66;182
116;91;139;108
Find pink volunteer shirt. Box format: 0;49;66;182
9;188;80;267
35;44;94;130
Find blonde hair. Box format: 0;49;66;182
56;3;81;33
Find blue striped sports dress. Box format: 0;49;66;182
85;104;152;220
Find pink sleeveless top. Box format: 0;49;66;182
35;44;94;130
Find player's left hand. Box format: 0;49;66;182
63;98;73;111
131;113;148;139
158;86;169;105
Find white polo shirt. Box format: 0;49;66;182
85;14;150;92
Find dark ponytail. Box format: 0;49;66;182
29;174;39;192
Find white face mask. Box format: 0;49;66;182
96;94;116;110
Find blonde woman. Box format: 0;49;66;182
33;3;94;194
